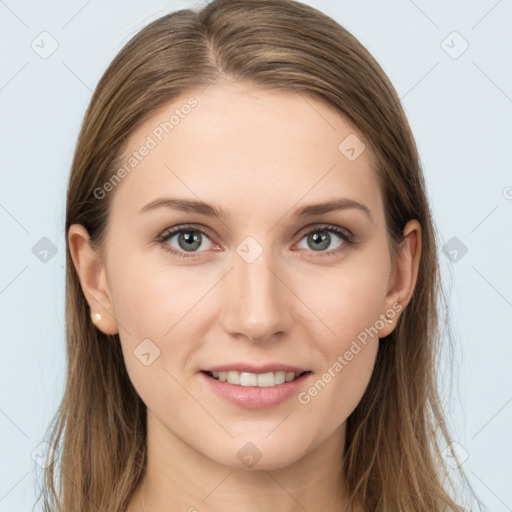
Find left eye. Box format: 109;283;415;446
296;225;352;255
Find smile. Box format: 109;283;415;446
204;370;310;387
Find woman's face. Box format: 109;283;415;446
72;80;417;470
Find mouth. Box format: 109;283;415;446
202;370;311;387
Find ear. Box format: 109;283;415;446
378;219;422;338
67;224;119;335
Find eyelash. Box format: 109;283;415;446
156;223;354;259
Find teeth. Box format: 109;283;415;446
227;371;240;384
240;372;258;386
285;372;295;382
208;370;304;387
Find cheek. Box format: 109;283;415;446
297;247;390;345
107;246;211;337
296;279;382;435
292;250;389;424
109;259;200;418
106;250;215;392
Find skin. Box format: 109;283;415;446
69;79;421;512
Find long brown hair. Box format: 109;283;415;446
36;0;481;510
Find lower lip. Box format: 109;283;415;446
200;371;312;409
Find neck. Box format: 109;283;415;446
128;411;358;512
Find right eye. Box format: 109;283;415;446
157;225;216;258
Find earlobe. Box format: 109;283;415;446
67;224;119;335
379;219;422;338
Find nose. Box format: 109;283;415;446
221;244;292;343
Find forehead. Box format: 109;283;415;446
109;81;383;222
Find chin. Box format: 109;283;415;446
201;435;312;471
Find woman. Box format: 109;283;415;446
37;0;479;510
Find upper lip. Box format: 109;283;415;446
202;363;310;374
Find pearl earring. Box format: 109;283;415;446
92;312;102;325
384;312;394;324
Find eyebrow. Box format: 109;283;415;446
139;197;372;221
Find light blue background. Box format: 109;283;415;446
1;1;511;510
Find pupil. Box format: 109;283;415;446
179;231;201;251
309;231;329;251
